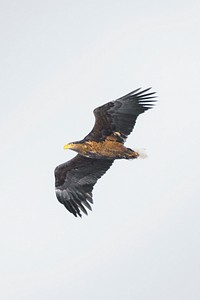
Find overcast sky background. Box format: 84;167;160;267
1;1;200;299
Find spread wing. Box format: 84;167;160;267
55;155;114;217
84;88;156;143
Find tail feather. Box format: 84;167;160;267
134;148;148;159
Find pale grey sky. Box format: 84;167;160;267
1;1;200;299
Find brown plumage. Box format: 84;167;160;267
55;88;156;217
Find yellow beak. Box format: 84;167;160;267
64;143;72;150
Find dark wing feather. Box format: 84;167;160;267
55;154;114;217
84;88;156;143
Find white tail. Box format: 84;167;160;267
135;148;148;159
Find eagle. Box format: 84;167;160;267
55;88;156;217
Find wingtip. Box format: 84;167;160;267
119;87;156;100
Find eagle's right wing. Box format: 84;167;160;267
84;88;156;143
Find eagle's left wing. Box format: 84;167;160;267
55;154;114;217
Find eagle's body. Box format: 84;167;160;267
64;140;139;159
55;88;156;217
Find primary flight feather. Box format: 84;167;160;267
55;88;156;217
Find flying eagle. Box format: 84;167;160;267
55;88;156;217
